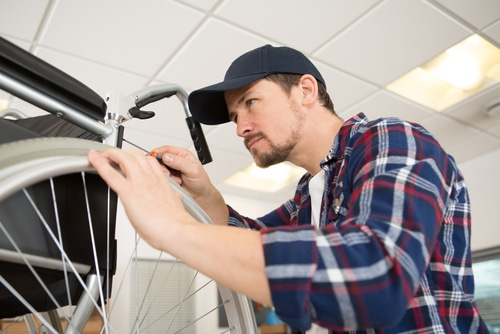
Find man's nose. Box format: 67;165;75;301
236;116;252;137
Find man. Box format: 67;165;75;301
88;45;489;333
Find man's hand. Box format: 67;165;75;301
87;148;196;250
153;145;229;225
87;148;271;306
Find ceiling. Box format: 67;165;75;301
1;0;500;204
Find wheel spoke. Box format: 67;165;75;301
0;138;258;333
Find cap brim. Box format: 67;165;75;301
188;73;267;125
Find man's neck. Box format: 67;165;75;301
289;112;343;175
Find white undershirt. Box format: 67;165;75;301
306;170;328;334
309;169;325;227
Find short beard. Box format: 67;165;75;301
247;130;299;168
246;99;303;168
256;141;294;168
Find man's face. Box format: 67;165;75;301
224;79;304;168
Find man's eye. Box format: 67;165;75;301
246;99;255;107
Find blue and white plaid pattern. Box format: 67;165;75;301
228;113;488;333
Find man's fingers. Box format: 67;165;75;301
88;149;131;194
89;148;175;195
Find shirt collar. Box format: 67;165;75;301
319;112;369;168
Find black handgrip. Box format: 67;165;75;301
185;116;212;165
128;106;155;119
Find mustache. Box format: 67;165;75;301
244;132;266;150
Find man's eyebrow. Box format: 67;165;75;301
227;90;251;121
236;90;250;106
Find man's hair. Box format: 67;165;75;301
265;73;336;114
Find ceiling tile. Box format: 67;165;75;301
316;63;378;112
488;123;500;139
341;90;435;124
39;0;204;76
157;18;270;92
215;0;380;51
419;113;479;148
204;147;253;185
223;193;282;217
204;121;246;154
0;0;49;41
1;0;499;207
443;83;500;133
435;0;500;29
122;126;190;153
217;169;300;204
483;20;500;45
36;47;149;98
445;132;500;163
218;181;297;204
179;0;219;11
316;0;472;86
0;91;10;103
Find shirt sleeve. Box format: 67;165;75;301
263;119;458;331
228;200;296;230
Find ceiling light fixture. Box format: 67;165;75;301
224;162;306;193
386;34;500;111
484;97;500;117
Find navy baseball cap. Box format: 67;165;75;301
188;44;326;125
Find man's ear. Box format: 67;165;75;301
299;74;318;107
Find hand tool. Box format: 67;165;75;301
122;138;166;167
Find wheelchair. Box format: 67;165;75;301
0;36;257;333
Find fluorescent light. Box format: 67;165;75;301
224;162;306;193
387;35;500;111
426;52;483;91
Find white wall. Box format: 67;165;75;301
459;147;500;251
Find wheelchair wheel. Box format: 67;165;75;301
0;137;258;333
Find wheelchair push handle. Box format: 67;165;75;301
131;84;213;165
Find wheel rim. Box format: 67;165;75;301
0;138;258;333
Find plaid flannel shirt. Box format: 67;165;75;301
228;113;488;333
